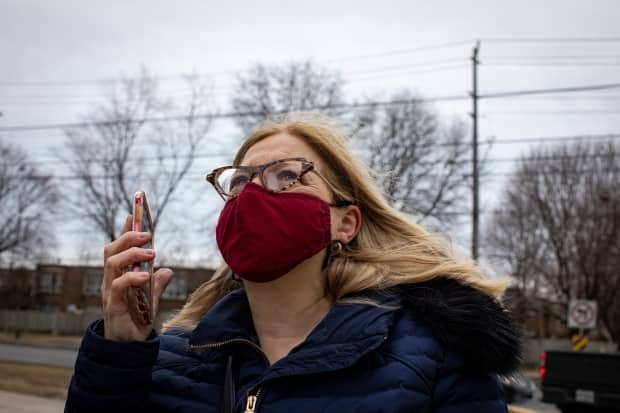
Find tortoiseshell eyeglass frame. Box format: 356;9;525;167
206;157;353;207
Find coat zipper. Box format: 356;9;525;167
190;338;269;362
190;338;270;365
190;339;268;413
190;338;263;353
244;387;262;413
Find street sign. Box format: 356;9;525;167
568;300;597;329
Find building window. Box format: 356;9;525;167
38;272;63;294
161;274;187;300
83;271;102;296
40;303;59;312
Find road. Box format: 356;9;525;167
0;391;64;413
0;343;77;368
510;388;560;413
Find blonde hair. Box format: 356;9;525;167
163;113;507;331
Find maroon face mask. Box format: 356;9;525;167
216;182;332;283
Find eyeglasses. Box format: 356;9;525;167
207;157;319;200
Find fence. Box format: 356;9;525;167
0;310;101;335
0;310;171;335
522;338;617;367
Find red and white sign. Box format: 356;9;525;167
568;300;597;329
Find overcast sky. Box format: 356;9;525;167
1;0;619;266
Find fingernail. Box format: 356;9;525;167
138;232;150;239
145;249;154;256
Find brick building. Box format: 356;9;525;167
0;263;215;318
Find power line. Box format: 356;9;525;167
484;110;620;115
3;173;208;181
489;133;620;145
1;131;618;159
0;94;472;132
480;37;620;43
340;58;468;75
343;64;470;84
0;63;471;106
3;82;620;133
486;152;620;164
4;136;619;168
0;151;233;167
484;169;620;177
7;166;620;183
7;60;616;107
0;70;234;88
0;89;223;104
483;62;620;67
2;59;616;108
2;136;619;166
325;40;473;63
0;40;474;89
509;95;620;100
480;83;620;99
7;60;452;99
484;54;620;59
7;130;619;151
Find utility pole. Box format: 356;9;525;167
471;40;480;261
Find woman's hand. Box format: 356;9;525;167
102;215;174;341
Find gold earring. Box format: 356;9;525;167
331;240;343;256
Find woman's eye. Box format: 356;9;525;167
277;169;298;182
229;175;249;190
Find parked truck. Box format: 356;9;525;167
541;350;620;412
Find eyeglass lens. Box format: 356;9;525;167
217;160;307;196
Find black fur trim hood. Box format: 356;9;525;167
395;277;522;374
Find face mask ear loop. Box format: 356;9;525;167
322;240;343;269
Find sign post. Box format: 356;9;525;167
568;300;597;351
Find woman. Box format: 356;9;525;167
65;114;520;413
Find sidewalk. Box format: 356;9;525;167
0;391;64;413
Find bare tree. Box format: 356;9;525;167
486;140;620;341
60;67;214;242
0;141;58;265
231;60;345;135
232;64;473;229
354;91;472;228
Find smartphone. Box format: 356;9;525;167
128;190;154;326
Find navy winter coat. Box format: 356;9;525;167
65;278;520;412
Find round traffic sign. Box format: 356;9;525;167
570;302;594;327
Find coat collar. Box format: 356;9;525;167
189;289;257;347
189;288;399;376
187;277;522;376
